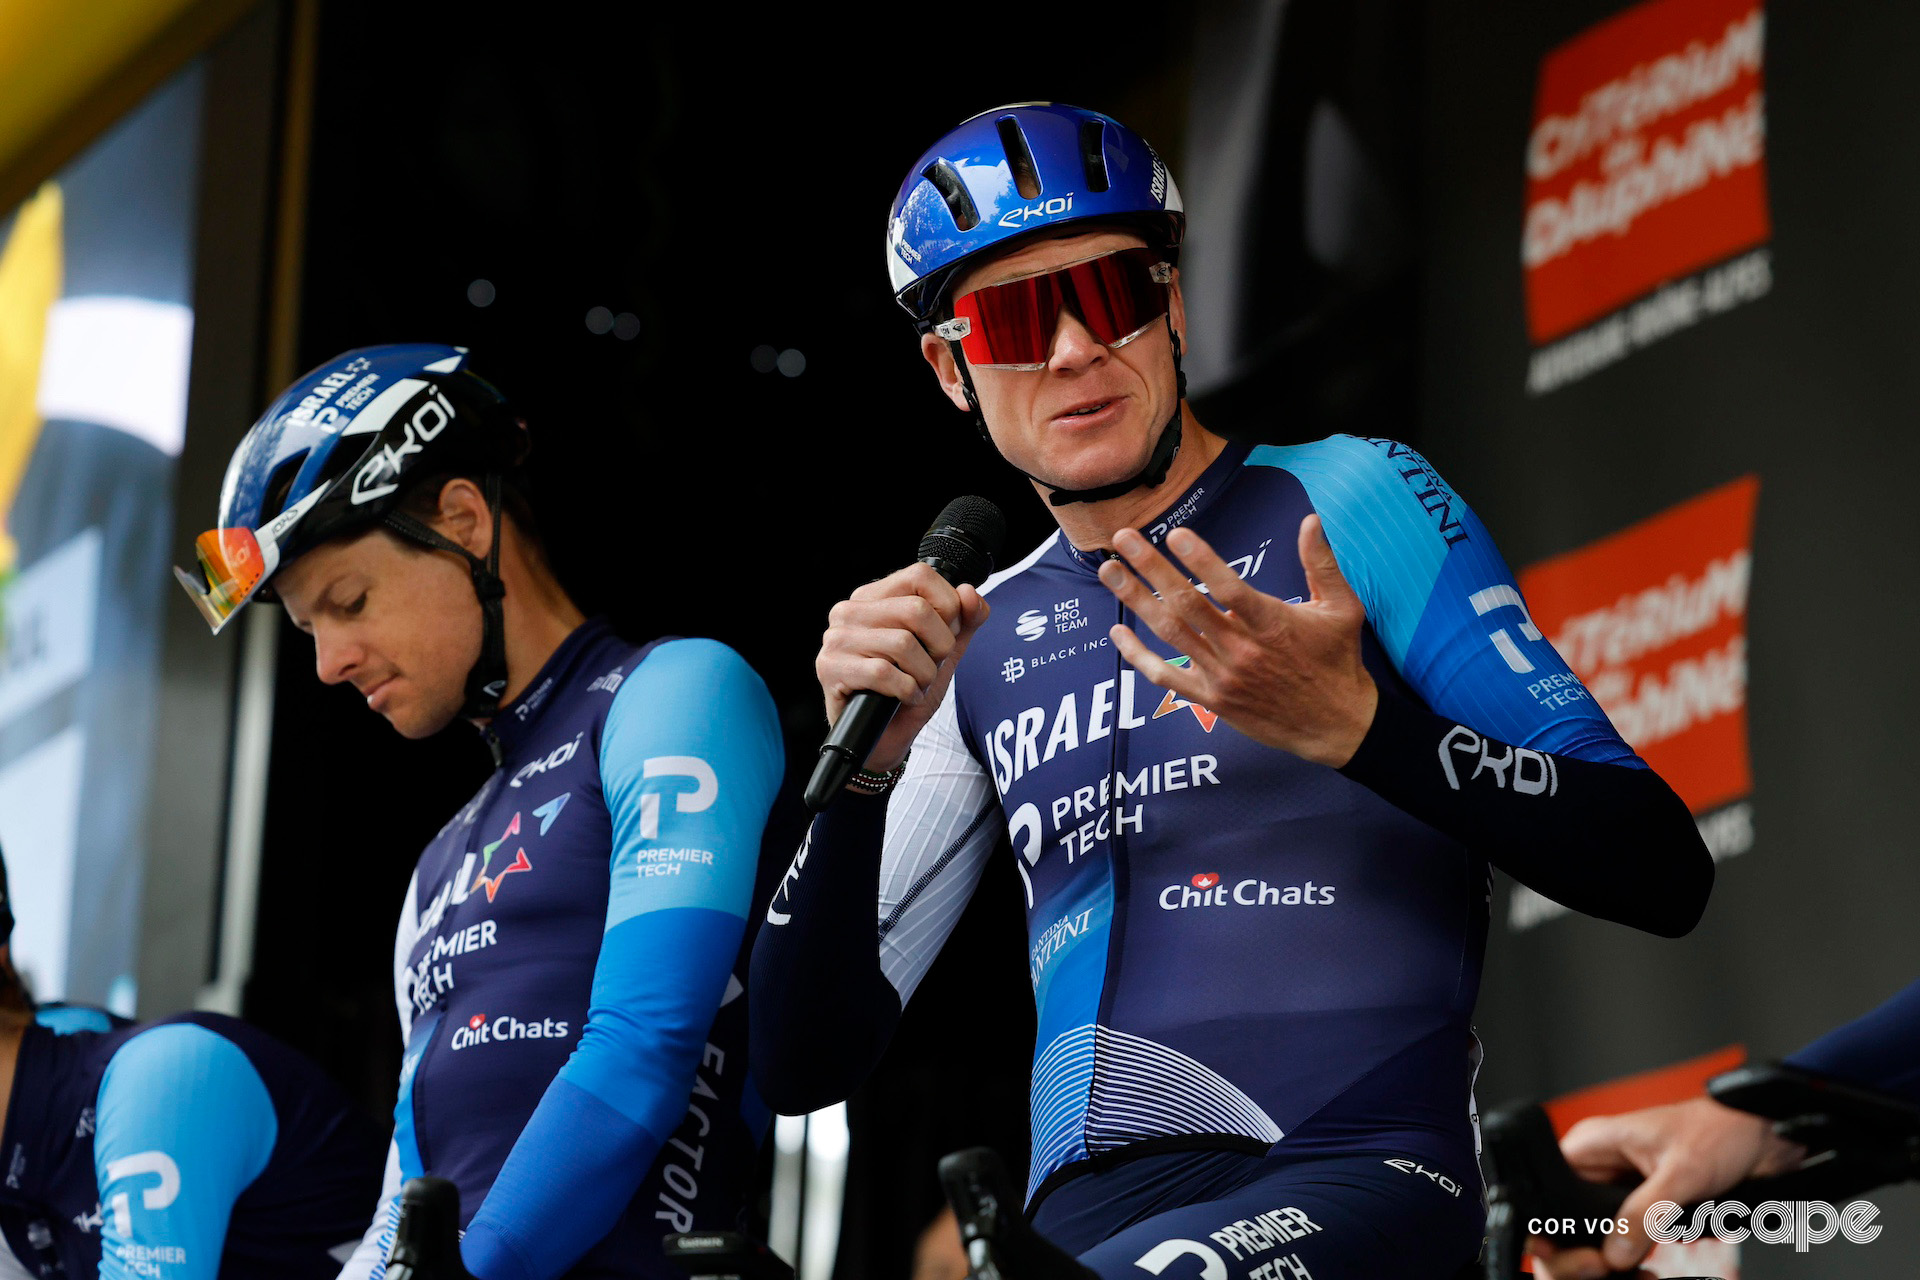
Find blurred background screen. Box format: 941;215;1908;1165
0;63;204;1012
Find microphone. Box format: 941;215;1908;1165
804;496;1006;811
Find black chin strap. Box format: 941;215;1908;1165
953;314;1188;508
382;471;510;720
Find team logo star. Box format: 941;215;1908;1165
470;811;532;902
1152;655;1218;731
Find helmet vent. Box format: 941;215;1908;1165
996;116;1043;199
261;452;311;525
922;160;982;232
1079;120;1111;193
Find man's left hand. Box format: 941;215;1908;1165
1095;516;1378;767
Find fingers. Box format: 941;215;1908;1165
1099;530;1222;656
817;652;923;707
1297;515;1360;613
849;562;965;628
1561;1115;1639;1182
839;626;941;691
1108;623;1209;702
829;590;961;663
1606;1174;1679;1273
948;586;991;660
821;565;974;719
1164;526;1258;608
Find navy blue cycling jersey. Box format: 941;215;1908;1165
0;1010;382;1280
346;620;783;1280
755;436;1707;1216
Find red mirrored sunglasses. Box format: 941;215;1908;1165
935;247;1175;371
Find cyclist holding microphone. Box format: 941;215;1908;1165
751;105;1714;1278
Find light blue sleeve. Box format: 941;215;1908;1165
1249;436;1642;765
93;1024;278;1280
461;639;784;1280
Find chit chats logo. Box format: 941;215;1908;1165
1160;872;1335;910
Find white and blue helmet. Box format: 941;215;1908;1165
178;343;528;716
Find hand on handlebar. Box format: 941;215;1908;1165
1526;1096;1805;1277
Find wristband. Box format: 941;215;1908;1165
844;751;910;797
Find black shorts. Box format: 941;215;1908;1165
1032;1147;1484;1279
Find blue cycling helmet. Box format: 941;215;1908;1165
177;344;528;717
887;103;1185;328
887;104;1190;506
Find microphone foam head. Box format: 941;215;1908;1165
919;496;1006;584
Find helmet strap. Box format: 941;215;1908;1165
951;315;1188;508
380;471;511;720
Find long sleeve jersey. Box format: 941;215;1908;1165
339;621;783;1280
0;1010;382;1280
752;436;1711;1207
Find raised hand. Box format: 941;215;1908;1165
1095;515;1377;767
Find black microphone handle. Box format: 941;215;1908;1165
804;690;900;810
802;548;982;811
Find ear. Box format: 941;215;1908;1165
434;478;494;559
920;333;974;413
1167;266;1188;358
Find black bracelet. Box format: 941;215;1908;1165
844;751;910;797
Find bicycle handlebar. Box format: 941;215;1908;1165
385;1177;472;1280
662;1232;796;1280
381;1175;795;1280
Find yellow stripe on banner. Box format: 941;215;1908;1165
0;182;63;579
0;0;255;216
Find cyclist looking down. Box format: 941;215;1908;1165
749;104;1714;1278
0;846;384;1280
176;346;784;1280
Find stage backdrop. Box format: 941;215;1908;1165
1421;0;1920;1274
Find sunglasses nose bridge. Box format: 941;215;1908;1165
1043;300;1111;369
